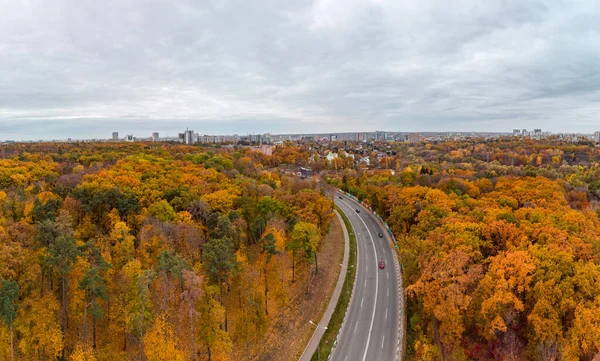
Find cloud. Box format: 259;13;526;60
0;0;599;139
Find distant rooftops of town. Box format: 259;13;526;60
3;128;600;145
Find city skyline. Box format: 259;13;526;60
6;126;600;144
1;1;600;140
0;118;598;141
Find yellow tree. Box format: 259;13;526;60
261;223;287;321
110;221;135;269
125;265;155;360
15;294;63;360
567;299;600;360
310;195;334;237
290;222;321;282
201;189;239;214
70;343;97;361
407;249;483;353
144;314;185;361
476;251;535;341
178;269;204;359
196;285;232;361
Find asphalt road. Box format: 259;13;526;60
332;193;400;361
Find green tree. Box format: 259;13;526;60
79;267;109;349
203;237;237;333
157;250;190;285
285;234;302;283
256;197;283;221
32;197;60;223
126;269;155;360
46;235;80;339
157;250;191;308
0;279;19;361
148;200;177;222
261;233;277;315
203;237;237;291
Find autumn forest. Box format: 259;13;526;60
1;138;600;361
0;142;335;361
328;138;600;361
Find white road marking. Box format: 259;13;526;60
387;272;389;280
354;322;358;333
361;298;364;308
364;280;366;288
381;336;385;349
385;308;388;320
339;198;380;361
387;288;389;297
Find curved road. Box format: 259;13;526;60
332;193;401;361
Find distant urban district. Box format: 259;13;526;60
7;127;600;146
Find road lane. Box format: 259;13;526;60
332;193;400;361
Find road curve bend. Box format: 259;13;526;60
331;193;402;361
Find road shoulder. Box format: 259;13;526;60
298;209;350;361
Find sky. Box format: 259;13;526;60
1;0;599;140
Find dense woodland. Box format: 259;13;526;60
3;138;600;361
0;142;334;361
328;138;600;361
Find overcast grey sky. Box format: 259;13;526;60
1;0;599;140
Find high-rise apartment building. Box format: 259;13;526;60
184;129;194;145
112;132;119;140
408;133;421;143
263;133;271;144
594;131;600;143
152;132;159;142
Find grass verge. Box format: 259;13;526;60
310;205;357;361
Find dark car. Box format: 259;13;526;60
355;209;360;213
339;196;343;199
378;233;383;238
378;260;385;269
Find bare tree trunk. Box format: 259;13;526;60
306;263;310;295
62;276;68;329
123;298;128;352
314;252;318;275
281;263;285;325
225;306;228;332
82;304;88;344
245;341;249;361
189;305;196;359
433;317;444;360
123;326;127;351
61;275;67;361
138;324;145;361
264;265;269;315
10;325;13;361
291;254;295;283
92;316;97;350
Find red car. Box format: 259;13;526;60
378;260;385;269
